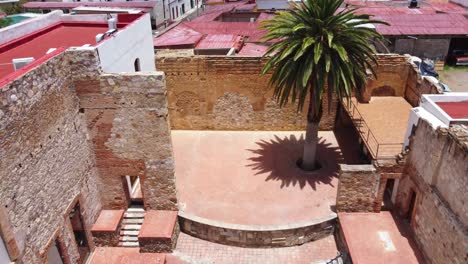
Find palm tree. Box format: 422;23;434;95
261;0;387;171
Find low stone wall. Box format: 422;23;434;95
404;63;443;107
336;164;380;212
178;211;336;248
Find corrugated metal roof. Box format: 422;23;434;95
237;43;268;56
196;34;238;49
375;13;468;36
23;1;158;9
154;23;203;49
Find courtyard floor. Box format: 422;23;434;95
167;232;339;264
172;130;343;226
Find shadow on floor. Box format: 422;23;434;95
246;134;341;190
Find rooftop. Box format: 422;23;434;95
22;1;158;9
0;22;124;78
339;212;425;264
0;13;142;83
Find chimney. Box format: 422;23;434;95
108;17;117;31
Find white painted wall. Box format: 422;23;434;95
0;11;62;44
450;0;468;8
97;13;156;73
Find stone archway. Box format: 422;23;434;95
371;85;396;96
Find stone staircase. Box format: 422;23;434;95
118;205;145;247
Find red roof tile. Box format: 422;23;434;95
154;23;203;49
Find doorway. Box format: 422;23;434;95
69;202;90;263
406;190;417;223
125;176;143;205
382;179;395;210
47;239;65;264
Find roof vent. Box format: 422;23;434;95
12;57;35;71
108;17;117;31
409;0;418;8
96;33;105;44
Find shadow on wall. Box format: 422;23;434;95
246;134;341;190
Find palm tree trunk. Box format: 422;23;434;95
302;120;319;171
301;89;323;171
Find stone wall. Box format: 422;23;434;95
336;164;380;212
178;211;336;248
75;72;177;211
395;119;468;264
0;52;102;263
156;55;338;131
360;54;411;102
404;63;443;107
394;38;451;60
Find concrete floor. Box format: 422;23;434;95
439;68;468;92
172;130;341;226
168;232;339;264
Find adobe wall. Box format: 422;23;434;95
75;71;177;211
404;63;443;107
0;53;102;263
395;119;468;264
155;55;337;131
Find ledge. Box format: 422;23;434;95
91;210;124;233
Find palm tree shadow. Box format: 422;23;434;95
246;134;342;190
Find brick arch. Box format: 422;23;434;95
371;85;396;96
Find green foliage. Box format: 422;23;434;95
0;17;13;28
261;0;388;121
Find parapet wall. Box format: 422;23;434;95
0;52;102;263
395;119;468;263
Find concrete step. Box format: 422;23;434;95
122;224;142;230
127;207;144;212
120;230;140;236
119;236;138;242
124;212;145;219
118;241;139;247
122;218;144;224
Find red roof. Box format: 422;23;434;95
186;22;266;42
375;13;468;36
196;34;239;49
436;101;468;119
237;43;268;56
154;23;203;49
23;1;157;9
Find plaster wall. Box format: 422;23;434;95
394;38;451;60
97;13;156;73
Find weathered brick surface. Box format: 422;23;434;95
0;52;102;263
395;119;468;264
156;55;338;131
404;62;443;107
77;73;178;211
336;164;380;212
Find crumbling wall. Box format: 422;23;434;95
360;54;411;102
156;55;338;130
395;119;468;264
404;63;443;107
336;164;380;212
0;52;102;263
75;72;177;211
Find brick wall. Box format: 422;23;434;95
0;53;102;263
404;64;443;107
395;119;468;264
156;55;338;131
75;72;177;211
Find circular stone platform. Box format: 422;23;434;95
172;131;341;247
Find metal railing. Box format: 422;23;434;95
342;99;404;160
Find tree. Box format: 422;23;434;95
0;17;13;28
261;0;387;171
